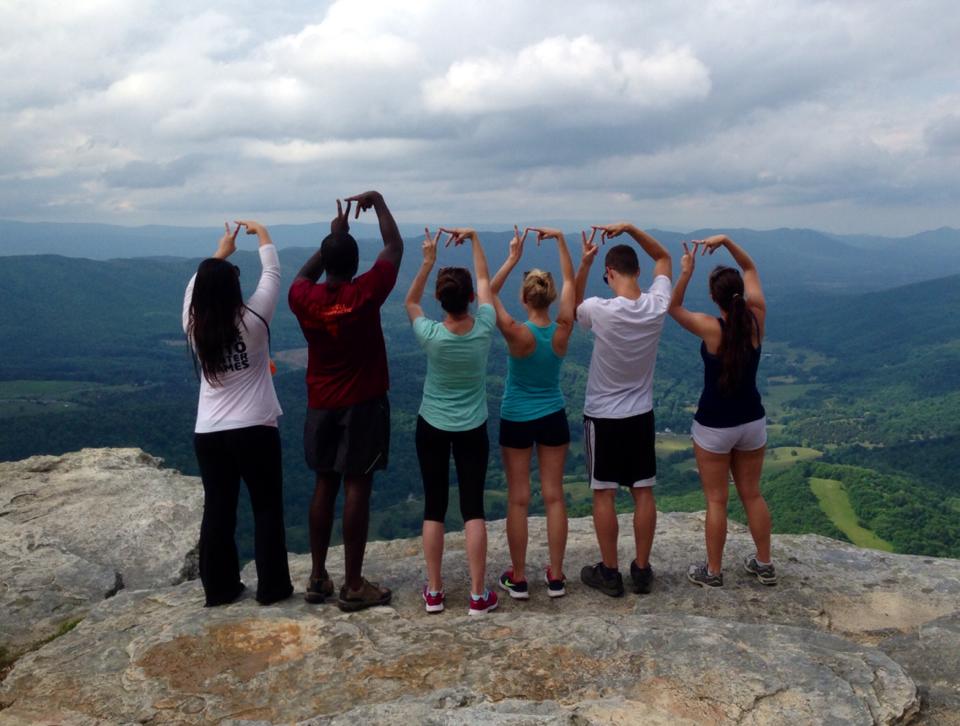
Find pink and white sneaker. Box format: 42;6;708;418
467;589;499;616
422;585;445;614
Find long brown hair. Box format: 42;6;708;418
187;258;244;386
709;266;757;394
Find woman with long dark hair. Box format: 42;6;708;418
489;226;575;599
668;235;776;588
405;226;498;616
183;221;292;606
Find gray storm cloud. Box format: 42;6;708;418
0;0;957;234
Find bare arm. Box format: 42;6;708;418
405;228;439;322
594;222;672;280
441;228;492;305
669;241;721;340
296;200;352;283
701;234;766;331
574;229;600;312
491;226;526;294
528;227;577;354
346;190;404;269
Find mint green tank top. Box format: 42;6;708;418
500;321;565;422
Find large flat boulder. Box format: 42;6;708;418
0;584;919;725
0;448;201;654
6;510;959;724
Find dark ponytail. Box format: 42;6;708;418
435;266;474;314
709;266;756;394
187;258;245;386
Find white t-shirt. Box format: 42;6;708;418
577;275;672;419
182;244;283;433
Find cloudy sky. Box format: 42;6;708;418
2;0;958;234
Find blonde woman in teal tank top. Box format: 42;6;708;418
490;226;576;599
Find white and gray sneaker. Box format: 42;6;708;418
687;562;723;588
744;555;778;586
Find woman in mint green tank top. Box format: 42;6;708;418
490;226;576;599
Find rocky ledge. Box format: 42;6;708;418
1;450;959;724
0;448;202;657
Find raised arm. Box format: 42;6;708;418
669;241;721;340
236;220;281;323
184;222;239;333
345;190;404;269
296;200;352;283
701;234;765;326
405;228;439;322
593;223;672;281
574;229;600;310
491;225;527;294
441;227;492;305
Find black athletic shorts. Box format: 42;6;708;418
583;410;656;489
304;395;390;476
499;409;571;449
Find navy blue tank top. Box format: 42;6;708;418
694;318;765;428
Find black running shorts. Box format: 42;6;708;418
499;409;571;449
583;410;656;489
304;395;390;476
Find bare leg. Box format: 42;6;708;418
341;475;372;590
464;518;488;595
694;443;732;573
502;445;533;581
592;489;619;569
630;486;656;569
422;520;445;592
731;446;771;563
537;443;569;578
309;473;341;580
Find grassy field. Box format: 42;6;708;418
764;446;822;472
809;477;894;552
0;380;144;415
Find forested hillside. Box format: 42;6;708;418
1;231;957;560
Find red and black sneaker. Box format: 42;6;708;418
544;566;566;598
422;584;445;614
468;589;499;616
498;569;530;600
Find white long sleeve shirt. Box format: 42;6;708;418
182;244;283;433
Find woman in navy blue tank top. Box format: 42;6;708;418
668;235;776;589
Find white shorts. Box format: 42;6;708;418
691;417;767;455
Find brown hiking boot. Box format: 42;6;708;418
304;571;335;604
337;578;392;612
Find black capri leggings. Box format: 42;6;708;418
415;415;488;523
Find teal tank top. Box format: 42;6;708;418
500;321;566;422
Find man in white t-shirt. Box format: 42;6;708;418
575;222;672;597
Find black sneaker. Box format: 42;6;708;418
580;562;624;597
687;562;723;588
744;555;778;586
304;571;335;604
630;561;654;594
544;567;566;598
498;569;530;600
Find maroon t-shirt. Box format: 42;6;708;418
288;259;398;409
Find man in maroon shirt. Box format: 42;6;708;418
289;191;403;611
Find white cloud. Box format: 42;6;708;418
423;36;710;114
0;0;958;234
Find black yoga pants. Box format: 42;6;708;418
415;415;488;523
193;424;292;605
